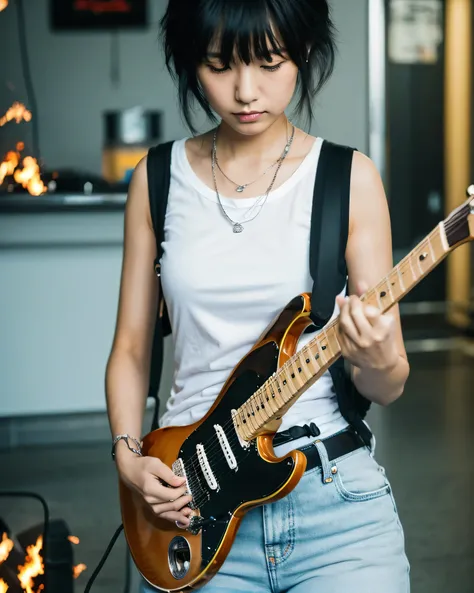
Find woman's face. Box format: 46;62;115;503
197;44;299;135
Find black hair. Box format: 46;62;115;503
160;0;336;133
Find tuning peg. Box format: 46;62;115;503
467;185;474;197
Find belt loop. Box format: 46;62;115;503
313;439;337;485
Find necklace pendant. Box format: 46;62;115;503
236;185;246;193
233;223;244;233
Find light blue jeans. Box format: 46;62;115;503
140;436;410;592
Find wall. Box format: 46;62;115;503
0;0;368;175
0;0;369;421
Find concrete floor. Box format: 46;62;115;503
1;350;473;593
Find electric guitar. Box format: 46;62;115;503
120;190;474;592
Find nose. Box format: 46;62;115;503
234;65;259;105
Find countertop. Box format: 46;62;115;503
0;193;127;213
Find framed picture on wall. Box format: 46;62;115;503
51;0;148;31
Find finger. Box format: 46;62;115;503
151;458;187;487
364;305;382;328
150;497;193;515
339;296;362;343
372;313;395;342
336;294;347;310
338;332;359;364
155;510;192;527
349;299;375;344
144;482;189;504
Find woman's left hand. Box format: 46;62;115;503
335;281;400;372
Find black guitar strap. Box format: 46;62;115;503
309;140;353;329
145;139;371;439
146;141;173;429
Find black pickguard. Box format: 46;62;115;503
177;341;296;569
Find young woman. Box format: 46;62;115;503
105;1;411;591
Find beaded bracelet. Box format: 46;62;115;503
111;434;143;461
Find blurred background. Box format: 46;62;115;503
0;0;473;592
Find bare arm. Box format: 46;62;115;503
336;151;410;406
105;157;192;527
105;156;158;447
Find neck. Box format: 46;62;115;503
216;115;290;161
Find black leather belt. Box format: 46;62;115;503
298;428;366;472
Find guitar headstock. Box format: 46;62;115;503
443;186;474;248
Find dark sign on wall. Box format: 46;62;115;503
51;0;147;31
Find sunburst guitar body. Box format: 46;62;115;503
120;193;474;591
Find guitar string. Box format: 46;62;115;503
178;225;447;497
170;222;458;500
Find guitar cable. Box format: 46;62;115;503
83;523;125;593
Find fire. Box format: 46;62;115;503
0;531;85;592
0;1;8;12
0;102;32;127
0;151;19;185
73;563;87;579
0;533;14;563
0;144;47;196
14;156;47;196
17;536;44;593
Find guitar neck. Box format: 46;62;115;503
234;222;452;442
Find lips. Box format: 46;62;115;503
233;112;265;122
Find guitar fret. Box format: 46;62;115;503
396;265;405;292
277;373;289;401
427;234;436;263
234;218;461;443
243;404;256;433
253;392;268;423
267;380;280;413
416;248;425;274
305;346;320;375
299;348;314;380
408;253;417;282
289;358;305;389
387;270;399;301
385;275;395;303
327;327;340;353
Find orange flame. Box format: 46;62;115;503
1;141;47;196
0;151;19;185
13;156;47;196
0;533;14;564
0;102;32;127
0;0;8;12
0;579;8;593
17;536;44;593
68;536;80;545
73;563;87;579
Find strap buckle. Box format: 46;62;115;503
154;261;161;277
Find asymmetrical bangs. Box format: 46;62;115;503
161;0;336;132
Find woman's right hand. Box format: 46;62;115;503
116;448;194;528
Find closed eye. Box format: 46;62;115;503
261;63;284;72
206;64;229;74
207;62;284;74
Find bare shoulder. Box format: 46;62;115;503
349;150;389;235
126;155;152;230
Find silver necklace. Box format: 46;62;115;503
214;125;290;193
211;124;295;233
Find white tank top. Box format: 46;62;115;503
159;137;348;454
